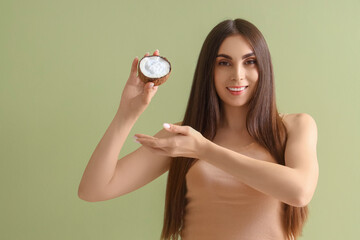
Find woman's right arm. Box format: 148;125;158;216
78;50;172;202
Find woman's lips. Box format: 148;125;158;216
226;86;248;95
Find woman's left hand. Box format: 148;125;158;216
134;123;208;159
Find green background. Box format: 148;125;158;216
1;0;359;239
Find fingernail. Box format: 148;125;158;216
133;135;138;139
163;123;170;129
155;49;159;52
149;82;154;88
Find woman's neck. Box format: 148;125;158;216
219;105;249;133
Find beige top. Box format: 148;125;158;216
181;143;287;240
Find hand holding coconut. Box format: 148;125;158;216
117;50;171;119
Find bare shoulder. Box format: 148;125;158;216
280;113;317;135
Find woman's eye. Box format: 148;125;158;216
245;59;257;65
219;61;230;66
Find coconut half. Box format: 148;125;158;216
138;55;171;86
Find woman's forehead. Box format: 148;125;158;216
218;34;253;56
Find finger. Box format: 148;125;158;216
142;81;159;105
144;52;150;57
153;49;159;56
163;123;191;135
135;137;158;148
134;134;156;140
129;57;139;78
136;136;169;149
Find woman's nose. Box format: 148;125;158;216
232;65;245;80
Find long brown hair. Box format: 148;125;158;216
160;18;308;240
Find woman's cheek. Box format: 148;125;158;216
248;70;259;82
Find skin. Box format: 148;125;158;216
134;35;319;207
78;50;172;201
79;37;318;209
214;34;259;134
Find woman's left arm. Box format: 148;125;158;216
199;113;319;207
135;113;319;207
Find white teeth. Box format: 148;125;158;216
228;86;247;91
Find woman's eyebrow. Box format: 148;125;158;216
216;52;255;60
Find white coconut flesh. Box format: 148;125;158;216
139;56;170;78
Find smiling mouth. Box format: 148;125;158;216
227;86;247;91
226;86;248;95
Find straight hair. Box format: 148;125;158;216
161;18;308;240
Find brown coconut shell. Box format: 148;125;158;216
138;55;171;86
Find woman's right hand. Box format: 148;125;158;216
117;50;160;119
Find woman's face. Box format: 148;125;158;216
214;34;259;108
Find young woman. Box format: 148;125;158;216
78;19;319;240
